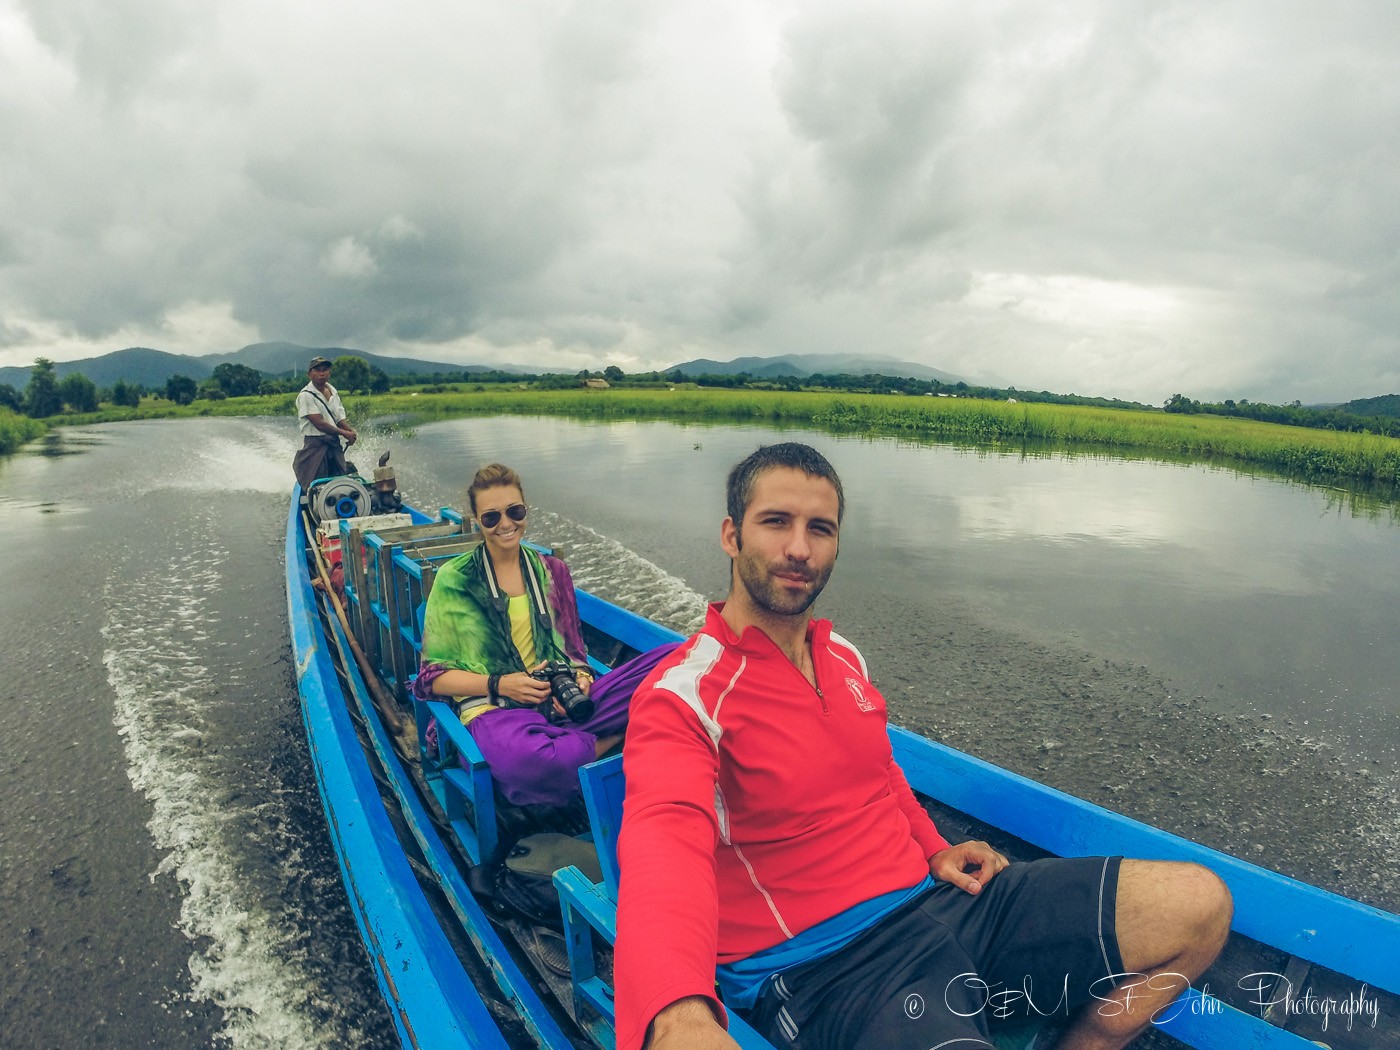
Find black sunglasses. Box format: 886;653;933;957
478;503;528;529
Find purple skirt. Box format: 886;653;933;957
466;643;677;807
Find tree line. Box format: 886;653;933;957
0;355;401;417
0;354;1180;418
7;352;1396;444
0;359;142;416
1;358;215;415
1163;392;1400;438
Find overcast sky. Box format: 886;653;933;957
2;1;1397;404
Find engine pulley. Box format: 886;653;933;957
307;475;372;524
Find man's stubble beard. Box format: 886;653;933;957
731;531;835;618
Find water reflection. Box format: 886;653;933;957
27;429;106;456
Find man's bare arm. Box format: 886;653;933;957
647;997;736;1050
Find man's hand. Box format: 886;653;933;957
647;997;737;1050
342;426;358;446
929;841;1009;895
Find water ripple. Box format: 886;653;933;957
100;511;341;1050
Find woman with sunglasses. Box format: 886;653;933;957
411;463;672;808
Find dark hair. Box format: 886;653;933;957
468;463;525;514
726;443;845;525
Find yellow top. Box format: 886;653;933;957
507;592;535;667
459;703;495;728
458;594;536;727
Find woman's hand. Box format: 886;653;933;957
497;671;551;706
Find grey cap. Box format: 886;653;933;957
308;356;333;370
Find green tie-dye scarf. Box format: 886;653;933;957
420;544;580;685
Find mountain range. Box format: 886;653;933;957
0;342;513;390
662;353;966;384
6;343;1395;414
0;343;965;390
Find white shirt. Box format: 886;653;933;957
295;381;346;437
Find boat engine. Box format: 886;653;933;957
370;451;403;515
306;449;405;524
307;475;373;524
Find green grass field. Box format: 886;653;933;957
337;387;1400;487
9;386;1400;488
0;408;46;456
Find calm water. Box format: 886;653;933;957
1;415;1396;1049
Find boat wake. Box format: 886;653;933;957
152;424;299;497
100;508;365;1049
536;513;709;635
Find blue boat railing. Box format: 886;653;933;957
889;727;1400;1000
350;516;477;702
288;494;514;1049
418;697;499;866
554;756;772;1050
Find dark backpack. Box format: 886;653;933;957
487;832;603;930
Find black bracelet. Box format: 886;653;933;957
487;673;501;704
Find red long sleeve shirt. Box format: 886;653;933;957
614;605;950;1050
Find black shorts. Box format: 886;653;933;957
743;856;1124;1050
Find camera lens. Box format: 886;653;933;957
542;664;594;723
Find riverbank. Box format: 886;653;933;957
342;386;1400;486
0;408;46;455
11;386;1400;488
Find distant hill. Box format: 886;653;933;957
0;347;215;390
664;353;966;384
1340;393;1400;418
669;356;806;378
0;342;507;390
205;341;364;376
2;345;969;391
205;341;511;379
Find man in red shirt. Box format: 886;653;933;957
615;442;1232;1050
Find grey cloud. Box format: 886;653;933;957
1;0;1397;403
710;2;1400;400
23;0;213;102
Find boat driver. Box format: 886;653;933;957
293;355;358;496
614;441;1233;1050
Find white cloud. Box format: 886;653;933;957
0;3;76;107
319;237;377;280
0;300;260;366
158;301;263;352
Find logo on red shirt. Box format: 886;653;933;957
846;676;877;712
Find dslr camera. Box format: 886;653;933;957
530;661;595;724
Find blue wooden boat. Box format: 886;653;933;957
285;487;1398;1050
